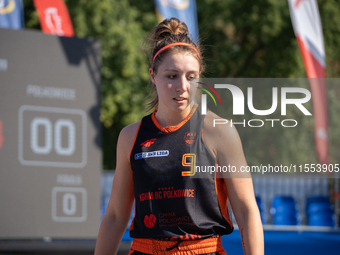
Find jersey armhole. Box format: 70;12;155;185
129;120;142;165
201;110;217;161
129;201;136;232
215;174;234;228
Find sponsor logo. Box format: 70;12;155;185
0;0;15;14
44;7;64;36
144;214;156;228
140;138;156;147
139;188;195;202
158;212;191;226
134;150;169;160
183;132;197;146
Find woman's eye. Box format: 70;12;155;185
168;74;176;79
188;76;196;81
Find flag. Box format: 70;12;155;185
0;0;24;29
154;0;199;43
288;0;328;165
33;0;74;37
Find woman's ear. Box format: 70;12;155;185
149;68;156;85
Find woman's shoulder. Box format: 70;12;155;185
117;121;142;154
120;121;141;141
203;111;243;157
121;121;141;135
203;111;239;138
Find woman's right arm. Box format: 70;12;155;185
94;123;139;255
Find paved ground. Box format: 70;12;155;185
0;240;131;255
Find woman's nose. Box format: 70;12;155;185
176;76;189;92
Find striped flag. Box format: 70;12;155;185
154;0;199;43
288;0;328;165
0;0;24;29
33;0;74;37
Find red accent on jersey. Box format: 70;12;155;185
144;214;156;228
183;132;197;146
140;138;156;147
151;103;198;133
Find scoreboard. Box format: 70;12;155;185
0;28;101;238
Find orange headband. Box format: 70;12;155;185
152;42;200;64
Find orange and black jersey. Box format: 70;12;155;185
129;104;233;240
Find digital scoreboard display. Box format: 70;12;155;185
0;28;101;238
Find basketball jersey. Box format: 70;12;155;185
129;104;233;240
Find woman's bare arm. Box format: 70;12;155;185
204;112;264;255
94;123;139;255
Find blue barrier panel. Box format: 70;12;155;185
222;229;340;255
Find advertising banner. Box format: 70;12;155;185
0;0;24;29
33;0;74;37
288;0;328;165
154;0;199;42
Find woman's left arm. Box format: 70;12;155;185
224;171;264;255
204;113;264;255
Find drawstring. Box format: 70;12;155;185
165;240;183;251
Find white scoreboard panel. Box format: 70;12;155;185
0;28;101;238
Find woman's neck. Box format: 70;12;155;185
154;105;192;127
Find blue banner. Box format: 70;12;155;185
154;0;199;43
0;0;24;30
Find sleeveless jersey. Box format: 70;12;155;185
129;104;233;240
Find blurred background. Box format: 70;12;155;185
22;0;340;170
1;0;340;254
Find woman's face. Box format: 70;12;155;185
150;52;200;115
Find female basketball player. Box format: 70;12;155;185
95;18;264;255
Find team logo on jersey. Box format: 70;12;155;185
183;132;197;146
134;150;169;160
140;138;156;147
144;214;156;228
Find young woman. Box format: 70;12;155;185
95;18;264;255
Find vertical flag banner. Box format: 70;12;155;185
33;0;74;37
0;0;24;29
288;0;329;165
154;0;199;43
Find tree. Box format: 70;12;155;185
23;0;340;169
23;0;157;169
195;0;340;167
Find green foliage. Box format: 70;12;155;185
23;0;40;29
196;0;304;77
195;0;340;167
22;0;339;169
64;0;158;169
319;0;340;77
